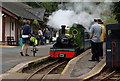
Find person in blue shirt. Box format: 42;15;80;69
44;28;50;44
89;19;102;62
20;20;31;56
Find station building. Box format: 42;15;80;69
0;2;45;45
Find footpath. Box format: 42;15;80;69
1;44;52;74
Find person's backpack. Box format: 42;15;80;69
30;37;38;46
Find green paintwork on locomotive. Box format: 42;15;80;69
70;24;85;49
59;26;70;36
59;24;85;50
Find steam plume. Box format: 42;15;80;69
47;2;112;30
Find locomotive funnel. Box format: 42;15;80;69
61;25;66;34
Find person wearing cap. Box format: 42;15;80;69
98;19;106;59
89;19;102;62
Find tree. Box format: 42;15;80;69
39;2;58;12
25;2;58;12
24;2;40;8
31;20;40;35
105;15;118;24
112;2;120;23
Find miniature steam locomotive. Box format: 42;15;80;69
50;24;91;58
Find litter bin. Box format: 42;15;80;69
19;38;23;46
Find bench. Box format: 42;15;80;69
7;36;16;46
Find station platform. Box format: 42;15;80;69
1;44;53;73
0;44;106;81
61;49;106;80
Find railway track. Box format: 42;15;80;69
88;69;120;81
25;60;67;81
101;70;120;81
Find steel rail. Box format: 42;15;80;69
40;61;67;81
115;77;120;81
101;70;117;81
24;60;59;81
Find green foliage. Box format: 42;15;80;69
112;2;120;23
25;2;40;8
31;24;39;35
100;3;118;24
31;20;40;35
105;15;118;24
32;20;39;25
39;2;58;12
25;2;58;12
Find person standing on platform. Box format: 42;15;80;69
20;20;31;56
89;19;102;62
98;19;106;59
38;28;44;45
44;28;50;44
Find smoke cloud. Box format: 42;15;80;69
47;2;112;30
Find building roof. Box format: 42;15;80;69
26;8;45;21
2;2;45;21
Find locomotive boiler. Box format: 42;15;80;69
50;24;91;58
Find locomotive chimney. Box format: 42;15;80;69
61;25;66;34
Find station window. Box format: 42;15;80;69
12;22;14;31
